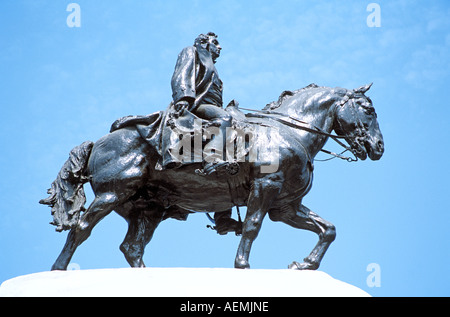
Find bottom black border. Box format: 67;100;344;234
1;297;447;314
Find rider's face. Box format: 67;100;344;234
207;37;221;63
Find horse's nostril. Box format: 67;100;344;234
377;140;384;151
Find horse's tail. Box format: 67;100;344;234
39;141;94;232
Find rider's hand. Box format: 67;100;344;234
174;100;190;113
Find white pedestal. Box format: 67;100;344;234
0;267;370;297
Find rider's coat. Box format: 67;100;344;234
171;45;223;110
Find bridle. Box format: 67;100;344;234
334;92;373;161
241;92;370;163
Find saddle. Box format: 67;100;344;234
110;101;252;173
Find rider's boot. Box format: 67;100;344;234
214;209;242;235
195;116;239;176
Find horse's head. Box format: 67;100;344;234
334;83;384;161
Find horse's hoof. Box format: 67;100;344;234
288;261;301;270
235;258;250;269
51;264;67;271
288;261;317;270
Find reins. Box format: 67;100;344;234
205;101;360;231
240;107;358;162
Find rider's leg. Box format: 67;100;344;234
195;104;231;121
194;104;234;175
195;105;240;227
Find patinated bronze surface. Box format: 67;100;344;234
40;33;384;271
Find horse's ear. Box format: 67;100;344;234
354;83;373;94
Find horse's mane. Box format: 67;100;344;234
263;83;374;112
263;83;323;111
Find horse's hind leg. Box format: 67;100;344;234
51;192;119;270
269;204;336;270
119;208;163;268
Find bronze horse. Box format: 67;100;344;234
41;83;384;270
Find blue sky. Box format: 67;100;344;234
0;0;449;296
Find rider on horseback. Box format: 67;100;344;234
171;32;242;235
110;32;242;235
170;32;235;176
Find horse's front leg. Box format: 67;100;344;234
235;179;281;269
289;206;336;270
269;204;336;270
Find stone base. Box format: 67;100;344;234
0;267;370;297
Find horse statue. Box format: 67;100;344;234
40;83;384;271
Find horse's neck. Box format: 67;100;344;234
278;89;339;158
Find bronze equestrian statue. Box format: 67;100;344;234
40;33;384;271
